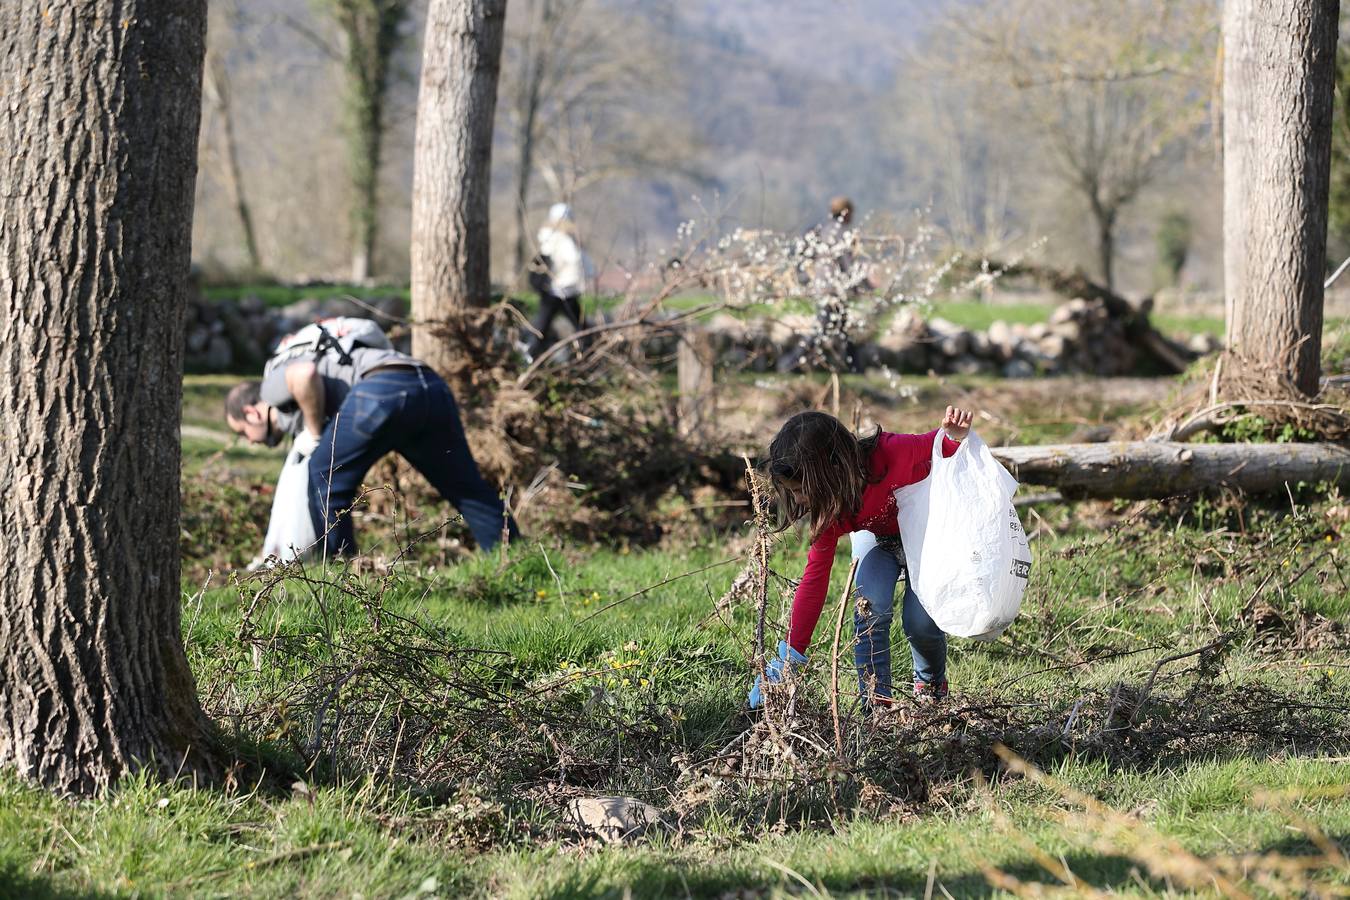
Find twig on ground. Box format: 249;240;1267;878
575;556;740;625
1130;632;1236;726
831;559;861;760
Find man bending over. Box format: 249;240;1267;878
225;335;516;558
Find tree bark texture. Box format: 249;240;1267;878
992;441;1350;499
0;0;214;795
411;0;508;377
1223;0;1339;396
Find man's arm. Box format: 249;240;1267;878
284;361;325;438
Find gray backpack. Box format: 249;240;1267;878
263;316;391;379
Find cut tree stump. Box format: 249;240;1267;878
678;327;716;438
991;442;1350;499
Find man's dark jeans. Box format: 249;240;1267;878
308;367;516;558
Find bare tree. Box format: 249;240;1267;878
203;0;263;274
924;0;1215;288
503;0;573;275
0;0;215;794
499;0;701;275
889;74;1022;254
411;0;508;376
1224;0;1339;396
314;0;412;283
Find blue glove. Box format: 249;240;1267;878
747;640;808;709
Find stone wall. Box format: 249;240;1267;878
185;289;408;374
696;297;1219;377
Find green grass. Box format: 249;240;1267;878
203;282;412;308
1152;312;1226;338
7;489;1349;897
23;373;1333;896
7;755;1339;900
6;755;1345;898
926;299;1053;330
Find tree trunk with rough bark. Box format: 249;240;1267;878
1223;0;1339;396
0;0;215;795
411;0;508;378
992;441;1350;498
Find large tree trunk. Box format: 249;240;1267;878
992;441;1350;498
411;0;509;377
1223;0;1339;396
0;0;214;794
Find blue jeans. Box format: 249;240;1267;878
308;367;517;558
854;542;947;704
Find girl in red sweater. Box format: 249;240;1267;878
748;406;974;710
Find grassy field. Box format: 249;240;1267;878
3;517;1349;897
5;374;1350;896
204;283;413;308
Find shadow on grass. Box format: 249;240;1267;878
529;831;1347;899
0;861;118;900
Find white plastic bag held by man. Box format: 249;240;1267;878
249;443;319;570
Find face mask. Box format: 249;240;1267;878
261;416;284;448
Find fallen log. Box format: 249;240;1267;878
991;441;1350;499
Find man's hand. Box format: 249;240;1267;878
292;428;321;461
941;405;974;441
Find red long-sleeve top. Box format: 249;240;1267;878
786;429;960;654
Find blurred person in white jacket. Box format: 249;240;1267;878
526;202;594;359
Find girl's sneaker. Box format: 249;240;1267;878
913;679;948;702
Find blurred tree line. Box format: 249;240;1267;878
191;0;1252;297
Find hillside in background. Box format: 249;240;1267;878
191;0;1221;295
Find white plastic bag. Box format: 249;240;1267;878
251;447;317;569
893;430;1031;640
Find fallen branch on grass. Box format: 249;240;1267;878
1161;399;1349;443
992;441;1350;499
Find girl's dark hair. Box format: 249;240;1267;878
765;411;880;539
